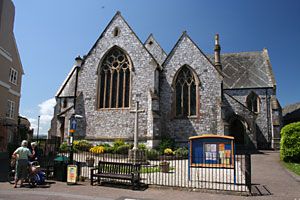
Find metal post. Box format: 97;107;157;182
70;57;81;164
37;115;40;148
245;153;252;194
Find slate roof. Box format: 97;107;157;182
207;49;276;89
283;102;300;117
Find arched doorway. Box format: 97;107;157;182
229;118;246;146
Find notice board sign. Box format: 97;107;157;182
189;135;235;168
67;165;77;185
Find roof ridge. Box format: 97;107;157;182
83;11;159;68
163;31;223;76
206;50;265;57
144;33;167;56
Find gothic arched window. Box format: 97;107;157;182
174;65;198;117
246;92;260;113
98;47;131;109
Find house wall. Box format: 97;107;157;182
0;0;23;151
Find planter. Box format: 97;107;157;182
86;159;94;167
159;163;170;173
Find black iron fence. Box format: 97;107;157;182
39;147;251;194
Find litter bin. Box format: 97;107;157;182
53;156;69;182
75;161;82;178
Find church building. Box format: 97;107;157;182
49;12;282;150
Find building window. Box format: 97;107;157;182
174;65;198;117
113;27;120;37
246;92;260;113
9;68;18;85
6;100;15;119
98;47;131;109
63;98;68;108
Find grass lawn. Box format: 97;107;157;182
283;162;300;176
141;166;175;173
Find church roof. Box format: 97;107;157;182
207;49;276;89
283;102;300;117
84;11;159;69
163;31;223;76
144;33;167;66
55;65;76;97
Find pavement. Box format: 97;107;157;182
0;151;299;200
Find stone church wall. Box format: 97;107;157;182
225;88;275;149
160;35;223;144
76;15;157;143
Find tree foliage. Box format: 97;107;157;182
280;122;300;162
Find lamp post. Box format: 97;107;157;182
69;55;82;164
37;115;40;147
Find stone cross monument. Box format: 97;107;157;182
128;101;146;164
130;101;145;150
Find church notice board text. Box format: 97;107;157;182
189;135;235;168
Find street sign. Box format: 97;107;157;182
70;118;77;130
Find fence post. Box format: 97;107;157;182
245;153;252;194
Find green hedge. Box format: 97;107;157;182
280;122;300;162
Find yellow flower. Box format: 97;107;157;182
89;146;104;154
164;148;173;155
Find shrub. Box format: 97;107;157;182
138;143;146;150
104;146;114;153
89;146;105;154
158;138;175;153
127;143;134;149
113;139;125;151
116;144;131;154
280;122;300;162
145;149;158;160
59;142;71;151
175;147;189;158
73;140;93;151
164;148;174;155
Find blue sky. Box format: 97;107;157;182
12;0;300;136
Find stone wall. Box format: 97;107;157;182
159;34;223;143
76;14;157;143
224;88;275;149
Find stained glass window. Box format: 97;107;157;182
175;65;198;117
98;47;131;109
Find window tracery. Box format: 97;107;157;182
246;92;260;113
98;47;131;109
174;65;198;117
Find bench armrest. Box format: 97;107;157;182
90;167;97;172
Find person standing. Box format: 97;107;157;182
29;142;39;162
12;140;33;188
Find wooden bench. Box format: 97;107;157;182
90;161;141;189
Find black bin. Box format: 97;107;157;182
53;156;69;182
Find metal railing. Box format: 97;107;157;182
39;147;251;194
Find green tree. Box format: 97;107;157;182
280;122;300;162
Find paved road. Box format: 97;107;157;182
0;151;299;200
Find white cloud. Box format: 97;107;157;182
40;115;53;125
25;98;56;137
37;98;56;136
38;98;56;115
27;118;37;124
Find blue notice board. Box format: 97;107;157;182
189;135;235;168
